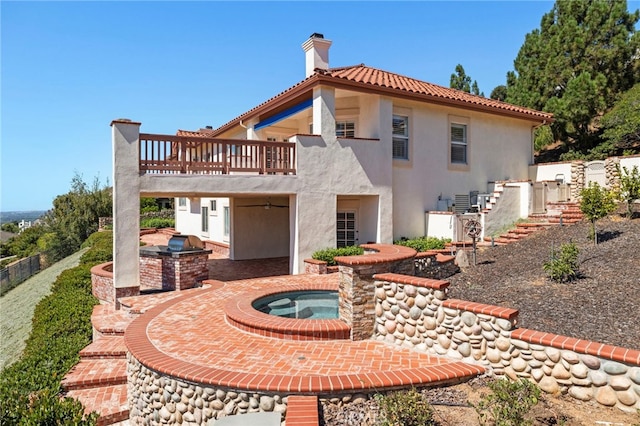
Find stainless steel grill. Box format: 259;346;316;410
167;235;204;252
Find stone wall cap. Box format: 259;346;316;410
334;244;416;266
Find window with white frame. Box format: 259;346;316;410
392;115;409;159
210;200;217;215
178;197;187;209
336;121;355;138
450;123;468;164
223;206;230;238
201;206;209;233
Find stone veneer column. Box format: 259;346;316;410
112;119;142;304
336;245;416;340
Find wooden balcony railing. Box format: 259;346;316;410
139;133;296;175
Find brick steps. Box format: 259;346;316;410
61;358;127;391
64;305;131;424
79;336;128;359
65;384;129;426
286;395;319;426
92;304;134;338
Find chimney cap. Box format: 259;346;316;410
310;32;324;39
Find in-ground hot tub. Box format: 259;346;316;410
252;290;339;319
225;283;351;341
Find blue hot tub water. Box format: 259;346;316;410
252;291;339;319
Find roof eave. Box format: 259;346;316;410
210;74;552;136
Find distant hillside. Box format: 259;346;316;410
0;211;46;225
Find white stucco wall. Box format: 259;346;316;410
620;155;640;171
529;162;573;183
175;197;230;243
426;212;456;240
390;99;536;239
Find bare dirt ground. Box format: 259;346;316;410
323;376;640;425
324;215;640;425
0;249;86;369
448;215;640;351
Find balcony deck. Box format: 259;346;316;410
139;133;296;175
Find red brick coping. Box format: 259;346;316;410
91;261;113;277
124;279;485;394
512;328;640;365
224;282;351;341
442;299;519;322
334;244;416;266
373;273;450;290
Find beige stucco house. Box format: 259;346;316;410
111;33;552;295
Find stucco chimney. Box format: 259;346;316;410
302;33;332;77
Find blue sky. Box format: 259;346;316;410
2;1;636;211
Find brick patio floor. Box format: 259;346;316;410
125;274;485;395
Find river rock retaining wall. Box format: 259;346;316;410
372;273;640;412
128;354;288;425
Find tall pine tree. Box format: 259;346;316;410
506;0;639;154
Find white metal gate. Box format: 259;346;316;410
337;211;357;247
585;161;606;187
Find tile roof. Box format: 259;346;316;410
206;64;553;136
318;64;552;120
176;129;216;137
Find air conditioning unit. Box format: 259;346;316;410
454;194;470;214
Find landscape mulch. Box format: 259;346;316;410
447;216;640;351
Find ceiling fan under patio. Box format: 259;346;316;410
239;200;288;209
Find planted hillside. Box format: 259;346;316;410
0;232;112;425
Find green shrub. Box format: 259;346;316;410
140;217;175;229
80;231;113;264
618;165;640;217
474;378;541;426
394;236;450;252
543;242;579;283
376;388;436;426
312;246;364;266
579;182;617;245
0;233;105;424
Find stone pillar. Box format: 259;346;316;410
112;119;142;304
336;245;416;340
570;161;585;200
605;157;621;192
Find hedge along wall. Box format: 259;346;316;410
371;273;640;413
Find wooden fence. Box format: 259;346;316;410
0;254;41;296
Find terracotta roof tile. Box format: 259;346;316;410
319;64;551;120
206;64;552;136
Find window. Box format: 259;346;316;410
178;197;187;209
336;121;355;138
451;123;468;164
392;115;409;159
336;211;357;247
223;206;230;238
201;206;209;233
210;200;217;215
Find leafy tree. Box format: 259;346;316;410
140;197;160;213
618;165;640;217
450;64;472;92
2;225;47;258
579;182;617;245
601;83;640;155
1;222;19;234
39;173;112;263
507;0;640;153
490;85;507;101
